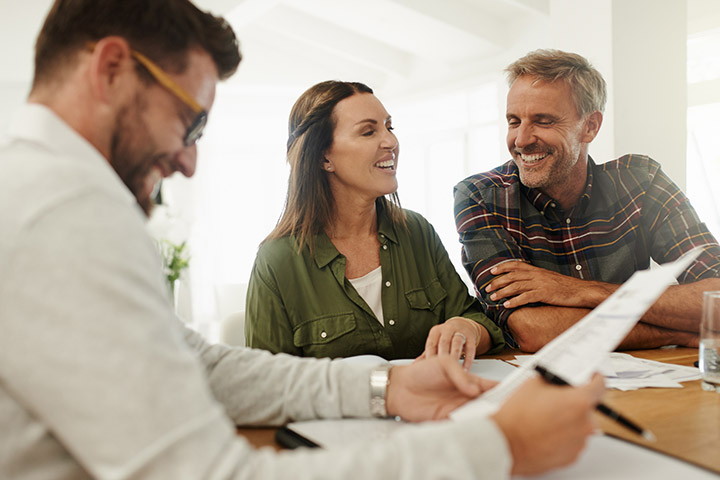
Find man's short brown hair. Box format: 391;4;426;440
33;0;241;89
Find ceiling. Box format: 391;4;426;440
0;0;556;98
210;0;558;97
1;0;718;97
209;0;550;95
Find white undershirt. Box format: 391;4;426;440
348;266;384;326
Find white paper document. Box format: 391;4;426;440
510;352;702;390
452;249;700;420
337;355;518;382
286;418;408;448
603;352;701;390
284;423;716;479
513;434;717;480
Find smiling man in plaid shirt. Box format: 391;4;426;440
454;49;720;352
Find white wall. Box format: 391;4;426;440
0;0;53;133
538;0;688;190
612;0;688;189
547;0;615;166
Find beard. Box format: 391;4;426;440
512;143;580;193
108;100;168;217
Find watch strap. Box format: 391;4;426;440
369;364;391;418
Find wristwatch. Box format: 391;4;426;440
369;364;392;418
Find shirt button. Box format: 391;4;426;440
566;218;571;225
550;203;556;208
385;281;391;287
388;320;395;326
382;245;388;250
575;265;582;271
320;331;327;338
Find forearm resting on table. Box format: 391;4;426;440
638;278;720;332
572;277;719;333
572;278;713;333
507;306;588;352
507;305;699;353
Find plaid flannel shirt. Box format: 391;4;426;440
454;154;720;346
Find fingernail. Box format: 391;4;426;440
490;293;496;300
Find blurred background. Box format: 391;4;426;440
2;0;719;340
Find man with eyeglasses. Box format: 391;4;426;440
0;1;604;479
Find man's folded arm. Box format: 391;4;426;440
507;303;701;353
453;182;526;339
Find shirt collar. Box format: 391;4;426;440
522;184;556;213
314;233;341;269
5;103;136;207
8;103;105;164
377;206;399;245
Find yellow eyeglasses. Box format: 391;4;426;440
129;49;208;147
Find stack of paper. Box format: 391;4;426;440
509;352;701;390
602;353;701;390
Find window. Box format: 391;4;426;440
687;27;720;240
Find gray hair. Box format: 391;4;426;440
505;49;607;116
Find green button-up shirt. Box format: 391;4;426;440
245;209;504;359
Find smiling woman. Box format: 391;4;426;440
324;92;400;220
243;80;504;363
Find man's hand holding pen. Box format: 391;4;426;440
535;365;655;441
491;373;605;476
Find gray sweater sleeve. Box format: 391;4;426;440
182;326;373;424
183;329;513;480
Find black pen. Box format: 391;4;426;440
534;365;656;442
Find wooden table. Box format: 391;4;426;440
238;347;720;472
592;348;720;473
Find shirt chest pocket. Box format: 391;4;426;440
405;279;447;311
293;313;357;347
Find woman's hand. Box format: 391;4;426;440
421;317;490;370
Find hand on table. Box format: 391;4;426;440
421;316;489;370
385;355;497;422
